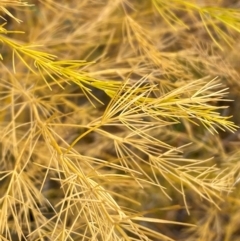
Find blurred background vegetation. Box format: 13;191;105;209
0;0;240;240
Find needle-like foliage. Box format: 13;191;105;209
0;0;240;241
